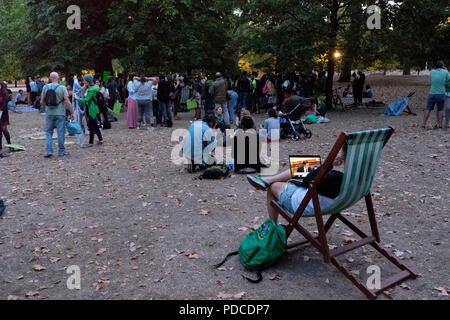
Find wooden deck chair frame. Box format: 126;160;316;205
270;127;417;299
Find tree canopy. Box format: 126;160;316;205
0;0;448;81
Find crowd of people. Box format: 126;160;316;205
1;62;449;160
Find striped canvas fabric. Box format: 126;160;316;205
302;128;391;217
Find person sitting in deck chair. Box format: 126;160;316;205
246;145;346;223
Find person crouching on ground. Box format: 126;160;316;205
75;74;103;147
247;145;347;224
182;113;217;169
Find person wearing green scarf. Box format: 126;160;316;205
75;74;103;146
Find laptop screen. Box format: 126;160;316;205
290;156;321;178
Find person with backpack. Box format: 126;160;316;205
40;72;75;158
95;80;111;130
74;74;103;147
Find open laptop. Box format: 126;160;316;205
289;155;322;186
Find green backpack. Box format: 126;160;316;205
215;220;287;283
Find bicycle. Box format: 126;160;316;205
332;87;345;111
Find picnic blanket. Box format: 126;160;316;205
382;98;408;116
15;106;36;112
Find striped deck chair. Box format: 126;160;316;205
271;127;417;299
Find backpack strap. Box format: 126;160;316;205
214;251;238;269
243;270;263;284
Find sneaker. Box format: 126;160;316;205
81;144;93;148
136;126;141;130
58;152;69;158
97;141;104;145
44;154;53;159
247;175;271;191
0;153;9;158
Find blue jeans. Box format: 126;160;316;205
238;92;248;111
45;115;66;156
137;99;152;125
228;100;236;125
159;101;171;125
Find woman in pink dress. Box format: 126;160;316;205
127;74;138;129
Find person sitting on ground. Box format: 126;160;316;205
7;90;20;113
247;144;347;223
15;90;27;105
262;107;280;143
215;106;230;133
342;85;352;98
363;85;373;98
182;112;217;168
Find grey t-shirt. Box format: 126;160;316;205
42;83;69;116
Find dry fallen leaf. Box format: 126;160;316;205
96;248;107;256
33;265;46;272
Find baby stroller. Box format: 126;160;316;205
280;99;313;141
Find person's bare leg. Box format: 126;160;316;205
438;111;444;128
267;182;287;224
264;169;292;185
423;110;431;127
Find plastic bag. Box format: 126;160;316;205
67;121;83;136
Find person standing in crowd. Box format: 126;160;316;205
228;86;238;127
158;74;172;128
203;76;214;114
152;78;160;126
75;74;103;146
211;72;230;126
237;72;251;115
95;79;111;130
445;78;450;130
106;75;118;111
133;75;155;130
267;75;277;109
25;76;31;105
352;72;363;105
72;75;87;148
0;82;13;158
423;60;450;130
127;73;138;129
249;73;259;114
40;72;74;158
30;77;39;106
172;75;182;121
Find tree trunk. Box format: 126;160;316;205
403;60;411;75
338;60;352;82
325;0;339;110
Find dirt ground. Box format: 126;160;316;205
0;75;449;300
